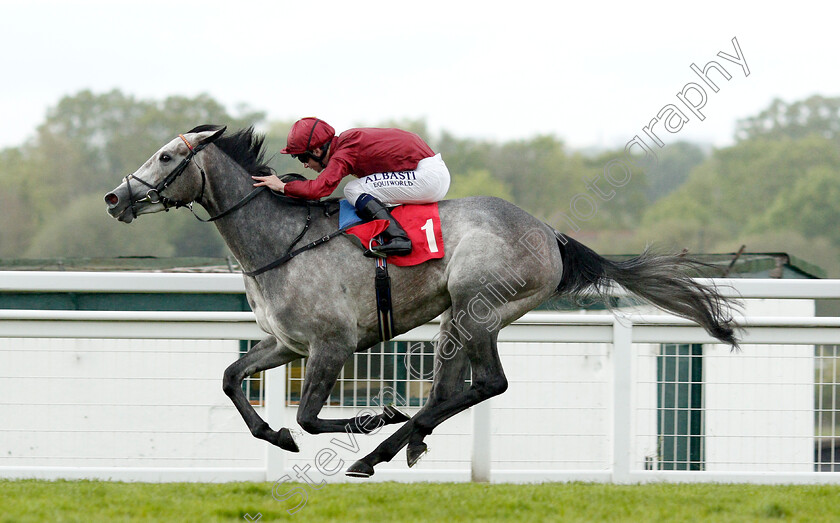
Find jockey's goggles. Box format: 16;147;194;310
291;152;312;164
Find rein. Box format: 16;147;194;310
242;195;343;278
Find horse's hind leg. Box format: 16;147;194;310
406;312;471;466
223;336;302;451
347;322;508;477
346;227;559;476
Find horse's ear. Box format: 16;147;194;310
195;126;226;146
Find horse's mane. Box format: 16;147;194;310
188;124;274;177
279;172;306;182
188;126;341;204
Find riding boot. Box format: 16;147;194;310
356;196;412;257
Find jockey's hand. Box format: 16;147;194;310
252;175;286;193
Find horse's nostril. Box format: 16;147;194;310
105;193;119;206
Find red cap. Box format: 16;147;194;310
280;117;336;154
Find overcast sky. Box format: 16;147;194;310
0;1;834;151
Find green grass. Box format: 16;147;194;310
2;480;840;522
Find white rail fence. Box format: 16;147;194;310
0;272;839;484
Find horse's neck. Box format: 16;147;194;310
199;151;316;271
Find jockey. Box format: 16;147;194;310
253;117;450;257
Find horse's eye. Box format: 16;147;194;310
159;153;172;163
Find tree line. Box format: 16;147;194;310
1;90;838;275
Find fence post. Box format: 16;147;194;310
612;320;633;483
471;398;492;482
265;367;287;481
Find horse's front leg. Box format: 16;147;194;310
222;336;302;451
295;342;409;435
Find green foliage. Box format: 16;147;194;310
643;141;707;201
736;94;840;144
446;168;513;200
434;133;653;231
264;119;305;176
24;194;175;258
0;89;262;258
753;165;840;245
3;90;840;275
492;135;575;219
35;89;264;198
0;148;41;254
435;130;497;177
637;134;840;274
578;148;651;230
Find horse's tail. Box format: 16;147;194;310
554;233;739;348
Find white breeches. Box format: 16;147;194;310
344;153;450;206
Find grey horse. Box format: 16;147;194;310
104;125;738;477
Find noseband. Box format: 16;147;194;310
122;134;265;223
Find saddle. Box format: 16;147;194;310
340;200;445;341
339;200;444;266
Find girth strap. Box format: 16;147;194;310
375;257;395;341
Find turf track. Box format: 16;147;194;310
2;480;840;522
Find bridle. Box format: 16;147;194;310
122;133;266;223
120;131;345;277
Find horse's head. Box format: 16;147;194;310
104;125;226;223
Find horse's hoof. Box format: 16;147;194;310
406;442;428;467
383;404;410;424
277;427;300;452
346;460;375;478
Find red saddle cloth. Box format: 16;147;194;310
346;203;444;267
